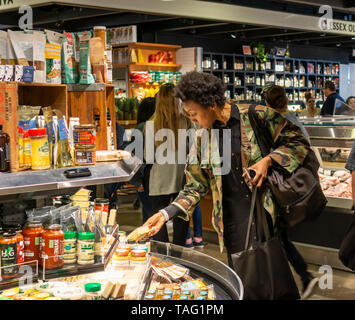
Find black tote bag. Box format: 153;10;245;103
230;186;300;300
339;212;355;270
248;104;327;228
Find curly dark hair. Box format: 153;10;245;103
175;71;226;109
137;97;156;124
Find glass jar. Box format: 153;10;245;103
40;224;64;269
84;283;102;300
74;144;96;166
130;249;147;265
22;222;43;264
77;232;95;265
112;245;130;266
73;125;96;145
3;224;24;264
28;128;50;170
0;231;19;279
63;231;77;264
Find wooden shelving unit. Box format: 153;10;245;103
202;52;340;103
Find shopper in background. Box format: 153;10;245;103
340;96;355;116
185;205;204;249
321;81;344;116
263;84;319;299
146;84;192;246
143;72;310;299
345;139;355;208
129;97;156;223
346;96;355;111
299;92;320;118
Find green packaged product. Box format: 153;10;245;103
78;31;95;84
61;32;79;84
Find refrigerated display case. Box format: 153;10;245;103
288;118;355;271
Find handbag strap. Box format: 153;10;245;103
255;190;271;241
248;104;274;157
244;186;258;250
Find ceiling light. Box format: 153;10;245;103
320;33;326;37
231;33;237;39
352;37;355;40
336;43;341;47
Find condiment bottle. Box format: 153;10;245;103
40;224;64;269
0;231;19;279
23;221;43;265
84;283;102;300
23;130;31;168
77;232;95;265
63;231;77;264
28;128;50;170
172;285;181;300
155;285;165;300
18;127;24;167
3;224;24;265
0;124;10;172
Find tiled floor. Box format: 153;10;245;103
117;203;355;300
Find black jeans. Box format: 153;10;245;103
151;193;190;247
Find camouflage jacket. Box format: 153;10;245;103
164;104;310;252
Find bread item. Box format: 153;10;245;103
127;225;150;242
112;282;127;299
102;281;115;299
108;209;117;226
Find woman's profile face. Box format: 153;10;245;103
183;100;216;129
348;98;355;109
307;98;315;108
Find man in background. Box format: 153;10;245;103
321;80;344;116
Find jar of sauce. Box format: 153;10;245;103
3;224;24;264
73;125;96;145
28;128;50;170
40;224;64;269
94;198;109;215
0;231;19;279
23;222;43;264
74;144;96;166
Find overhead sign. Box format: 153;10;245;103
1;0;355;37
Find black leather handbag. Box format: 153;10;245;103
339;212;355;271
248;104;327;228
231;186;300;300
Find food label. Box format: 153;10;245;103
1;243;18;276
49;240;54;249
35;237;40;246
73;130;96;144
58;118;69;140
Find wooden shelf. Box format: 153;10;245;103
112;42;182;51
8;81;67;88
113;63;182;69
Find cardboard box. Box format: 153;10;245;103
0;82;19;171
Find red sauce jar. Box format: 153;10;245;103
23;222;43;265
94;198;109;215
0;231;19;279
3;224;24;264
40;224;64;269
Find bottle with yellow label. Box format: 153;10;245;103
18;126;24;167
23;130;31;168
28;128;50;170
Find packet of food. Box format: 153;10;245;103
60;206;83;232
0;30;8;64
43;107;56;168
77;31;95;84
6;32;16;65
61;32;78;84
90;37;106;83
127;225;150;242
26;206;55;228
8;30;31;66
33;30;46;83
44;29;64;84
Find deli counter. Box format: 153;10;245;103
289;116;355;271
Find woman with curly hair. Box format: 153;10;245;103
141;71;311;298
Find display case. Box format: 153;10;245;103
288;119;355;271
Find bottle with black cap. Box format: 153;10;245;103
0;124;10;172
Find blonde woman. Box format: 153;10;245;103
145;83;191;245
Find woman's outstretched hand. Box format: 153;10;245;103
143;211;167;238
243;156;272;188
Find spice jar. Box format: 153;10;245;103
77;232;95;265
0;231;19;279
23;222;43;264
23;130;31;167
40;224;64;269
84;283;102;300
74;144;96;166
112;245;130;266
130;249;147;264
3;224;24;264
73;125;96;145
28;128;50;170
94;198;109;215
63;231;77;264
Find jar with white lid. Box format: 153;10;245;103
77;232;95;265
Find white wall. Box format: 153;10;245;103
340;64;350;100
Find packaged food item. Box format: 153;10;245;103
127;225;150;242
90;37;106;83
84;283;102;300
17;126;24;168
93;26;107;48
0;124;10;172
14;65;23;81
8;30;32;66
0;65;5;80
6;32;16;65
73;124;96;145
108;209;117;226
54;109;73;168
111;282;126;299
22;66;35;82
63;231;77;264
77;232;95;265
44;29;64;84
28;128;50;170
0;30;7;64
78;31;95;84
112;246;130;267
68;117;80;159
61;32;78;84
23;130;31;167
40;224;64;269
0;231;19;279
130;249;147;265
42;107;56;168
102;281;115;299
23;221;43;264
33;30;46;83
60;206;82;232
4;64;14;81
36;281;68;294
53;286;84;300
74;144;96;166
3;224;24;264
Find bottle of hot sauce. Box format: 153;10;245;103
3;224;24;265
23;222;43;265
0;231;18;279
40;224;64;270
